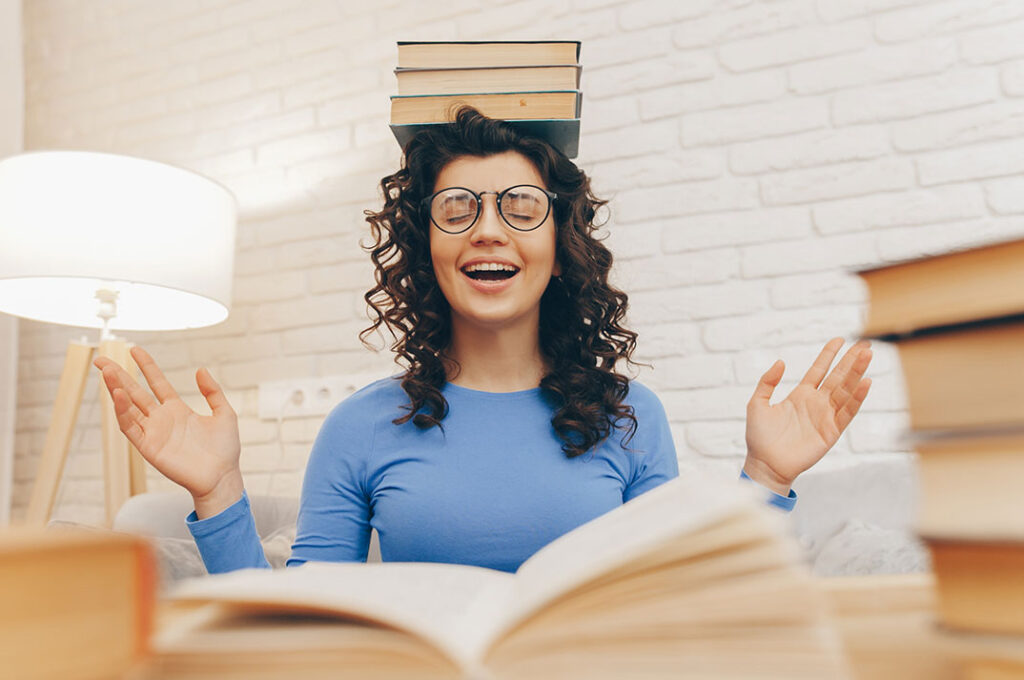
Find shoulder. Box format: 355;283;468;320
623;380;667;416
318;374;405;437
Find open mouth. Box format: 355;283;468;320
461;263;520;282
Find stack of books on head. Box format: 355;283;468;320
389;40;582;158
857;236;1024;680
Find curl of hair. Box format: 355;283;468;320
361;107;639;458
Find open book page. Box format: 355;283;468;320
489;474;778;642
169;561;514;667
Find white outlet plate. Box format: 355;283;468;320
258;373;384;419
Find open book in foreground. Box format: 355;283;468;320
155;476;848;680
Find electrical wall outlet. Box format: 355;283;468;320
257;373;383;419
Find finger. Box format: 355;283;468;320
96;359;159;416
829;346;873;410
835;378;871;433
820;340;871;396
196;367;234;418
799;337;845;388
110;387;148;451
749;359;785;407
130;346;181;404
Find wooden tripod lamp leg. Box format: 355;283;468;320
97;339;146;527
24;341;95;526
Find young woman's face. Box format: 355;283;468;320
429;151;561;335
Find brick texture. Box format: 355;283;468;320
14;0;1022;523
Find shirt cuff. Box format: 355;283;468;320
739;469;798;512
186;489;268;573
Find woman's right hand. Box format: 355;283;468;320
94;345;244;518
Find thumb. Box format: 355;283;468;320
196;367;234;417
749;359;785;407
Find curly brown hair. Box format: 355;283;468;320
361;107;639;458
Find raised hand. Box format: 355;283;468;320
94;346;243;517
743;338;873;495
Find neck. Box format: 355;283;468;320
445;315;546;392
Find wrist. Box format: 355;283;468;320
742;457;793;497
191;469;245;520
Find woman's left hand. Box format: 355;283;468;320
743;337;873;496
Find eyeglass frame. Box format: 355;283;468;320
420;184;559;234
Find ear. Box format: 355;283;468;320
552;258;563;278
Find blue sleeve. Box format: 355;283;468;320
623;383;680;502
186;490;270;573
739;469;798;512
287;390;375;567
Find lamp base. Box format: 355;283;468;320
24;338;148;527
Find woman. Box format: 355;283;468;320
94;108;872;574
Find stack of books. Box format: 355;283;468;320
389;40;582;158
857;236;1024;679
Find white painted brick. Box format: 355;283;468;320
591;151;724;192
875;218;1024;263
681;98;828;147
812;185;987;233
633;321;704;359
580;93;642;134
702;305;863;351
588;51;715;97
280;323;358;355
166;25;251;64
585;25;674;69
833;70;997;126
601;222;663;261
985;177;1024;214
891;101;1024;153
741;232;878;277
616;248;738;291
1003;59;1024;96
238;416;281;446
251;209;345;247
685;420;746;457
884;0;1024;42
770;271;866;310
651;70;782;120
188;333;282;366
456;0;571;36
278;236;355;270
760;157;914;205
731;340;858;385
788;37;956;95
641;353;736;390
220;355;317;391
659;386;753;421
846;411;911;453
673;0;816;49
578;118;681;163
815;0;930;23
234;271;307;304
718;20;870;72
279;415;323;443
284;17;375;58
259;127;353;169
251;292;355;333
854;370;908;412
916;137;1024;186
318;89;390;128
317;349;394;379
730;125;890;175
627;279;772;325
549;7;620;40
308;260;375;294
661;207;813;253
960;18;1024;65
615;178;760;223
615;0;713;31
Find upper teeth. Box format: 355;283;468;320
464;263;518;272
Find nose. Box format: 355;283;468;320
468;192;509;245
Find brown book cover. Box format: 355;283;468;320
895;319;1024;431
397;41;580;69
0;527;157;680
390;91;581;125
395;65;581;96
914;431;1024;540
926;539;1024;636
856;237;1024;340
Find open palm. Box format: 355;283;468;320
744;338;873;493
94;346;241;499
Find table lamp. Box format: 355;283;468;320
0;151;237;526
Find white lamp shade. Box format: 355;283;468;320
0;151;237;331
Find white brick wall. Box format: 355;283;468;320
13;0;1024;524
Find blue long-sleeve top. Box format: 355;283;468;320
187;378;795;574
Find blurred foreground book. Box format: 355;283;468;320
152;475;848;680
857;235;1024;679
0;528;156;680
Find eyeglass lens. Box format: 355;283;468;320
431;185;550;233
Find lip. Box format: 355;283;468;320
459;257;521;295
